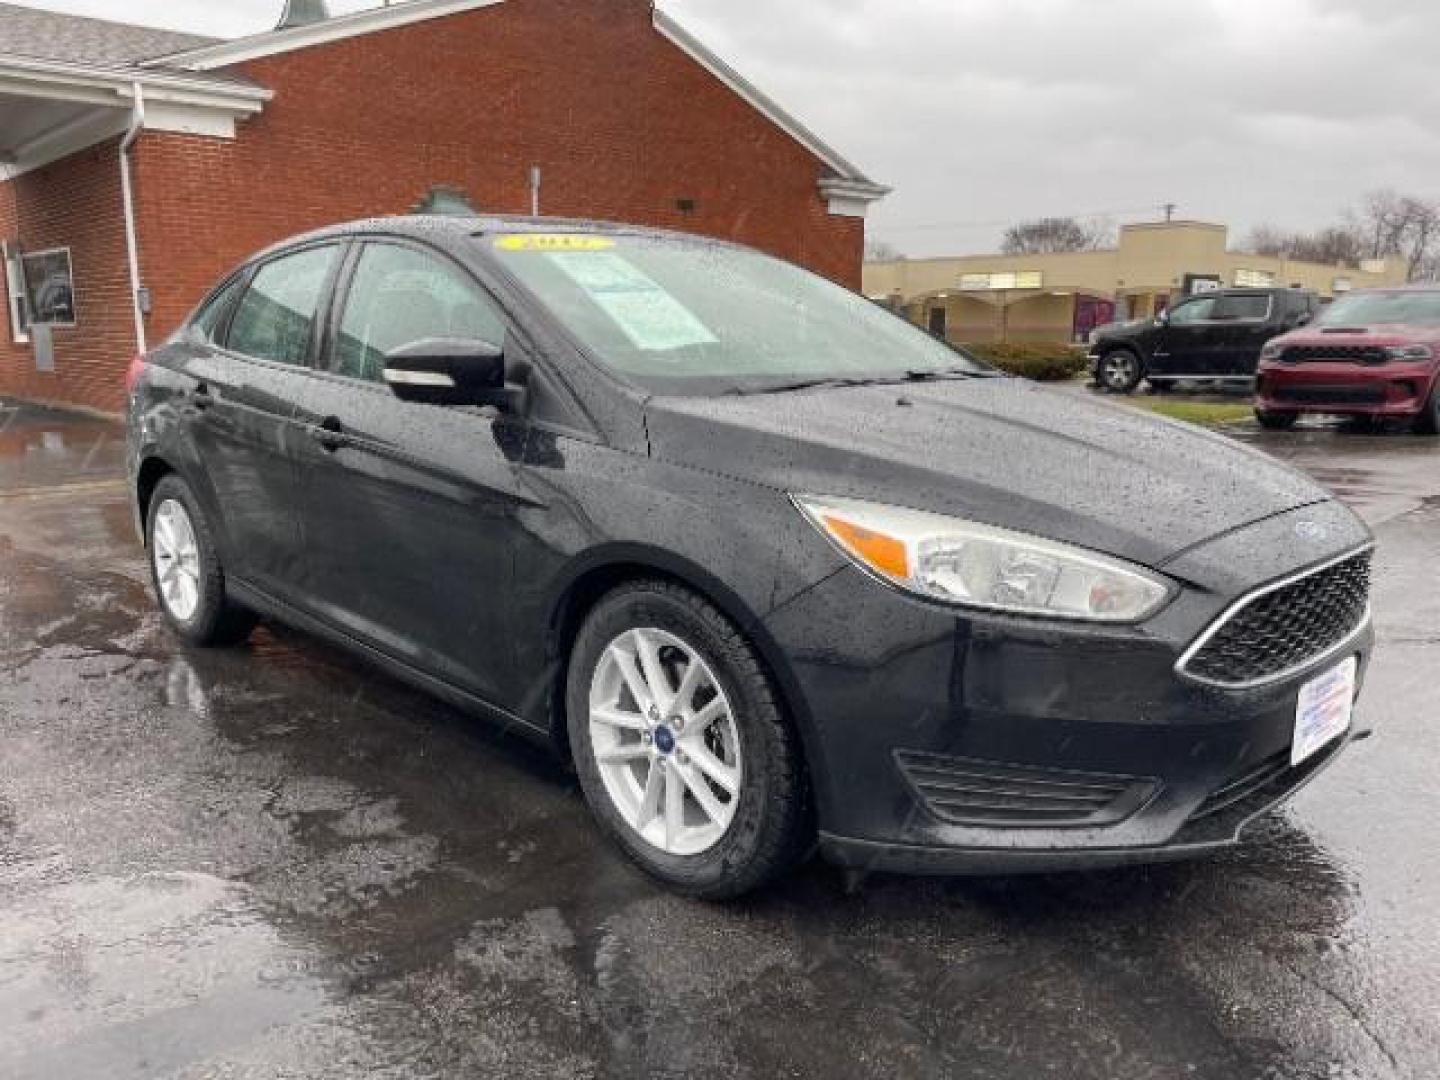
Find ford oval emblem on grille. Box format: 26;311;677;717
1294;521;1330;543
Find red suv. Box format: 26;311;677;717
1255;287;1440;434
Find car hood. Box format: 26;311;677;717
1272;323;1440;347
643;378;1331;570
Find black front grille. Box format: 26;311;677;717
1280;345;1388;364
1272;383;1387;405
895;751;1156;828
1181;551;1371;687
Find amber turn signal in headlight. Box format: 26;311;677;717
793;495;1174;623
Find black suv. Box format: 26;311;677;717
1090;287;1318;393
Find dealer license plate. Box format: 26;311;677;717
1292;657;1357;766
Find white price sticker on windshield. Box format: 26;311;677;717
546;252;717;352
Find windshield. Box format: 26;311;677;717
1317;290;1440;327
487;233;989;394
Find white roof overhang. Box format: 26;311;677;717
0;55;269;179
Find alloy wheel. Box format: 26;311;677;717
588;627;743;856
1101;351;1138;391
152;498;203;622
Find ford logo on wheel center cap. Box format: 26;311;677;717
653;726;677;754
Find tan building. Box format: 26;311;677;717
863;221;1409;345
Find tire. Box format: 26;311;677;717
1255;409;1298;431
145;475;258;647
1097;349;1144;394
1413;386;1440;435
566;579;810;900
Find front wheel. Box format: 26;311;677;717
1255;409;1298;431
567;580;810;900
1097;349;1143;394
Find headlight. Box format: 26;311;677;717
792;495;1174;623
1259;342;1286;361
1385;344;1433;361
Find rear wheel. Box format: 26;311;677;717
146;475;257;647
1097;349;1143;394
567;580;810;899
1255;409;1298;431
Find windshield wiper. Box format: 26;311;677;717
731;376;887;396
902;367;1001;381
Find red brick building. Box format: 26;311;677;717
0;0;888;413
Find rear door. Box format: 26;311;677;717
181;243;342;595
1210;291;1277;376
288;238;535;704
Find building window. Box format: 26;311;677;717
1233;268;1276;289
928;306;947;337
21;248;77;326
2;242;28;342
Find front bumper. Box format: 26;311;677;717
762;503;1374;875
1256;360;1438;416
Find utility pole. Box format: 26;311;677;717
1163;202;1177;223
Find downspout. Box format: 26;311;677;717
119;81;147;353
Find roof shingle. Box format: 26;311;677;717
0;2;219;66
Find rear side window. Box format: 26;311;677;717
226;246;338;366
332;243;506;383
1212;294;1272;321
189;275;244;344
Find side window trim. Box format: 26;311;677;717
192;267;253;347
221;240;347;370
321;236;518;383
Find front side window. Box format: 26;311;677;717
488;233;987;396
226;245;338;366
21;248;76;326
333;244;506;383
1167;296;1219;325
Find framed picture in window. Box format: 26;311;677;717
22;248;76;326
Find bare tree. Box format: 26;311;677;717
1245;191;1440;280
1001;216;1110;255
864;237;906;262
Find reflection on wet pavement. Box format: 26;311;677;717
1;399;1437;1078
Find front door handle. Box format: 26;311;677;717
307;416;348;452
190;384;215;411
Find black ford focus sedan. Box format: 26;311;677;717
126;216;1375;898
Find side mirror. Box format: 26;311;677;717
1154;309;1170;326
382;338;522;409
1295;311;1313;327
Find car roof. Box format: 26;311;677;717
249;214;742;263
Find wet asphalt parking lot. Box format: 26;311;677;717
1;396;1437;1080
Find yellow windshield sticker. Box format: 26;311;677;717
495;234;615;252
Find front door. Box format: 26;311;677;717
1152;293;1221;376
288;240;534;706
184;244;342;595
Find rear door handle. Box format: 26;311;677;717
190;385;214;411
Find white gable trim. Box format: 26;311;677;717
652;7;889;211
148;0;506;71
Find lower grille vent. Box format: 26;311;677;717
1191;751;1291;821
895;751;1157;829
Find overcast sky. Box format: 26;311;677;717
17;0;1440;256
